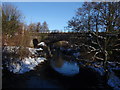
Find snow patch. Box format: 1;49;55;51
3;45;47;74
107;71;120;90
28;48;37;55
8;57;47;74
3;46;19;53
67;48;72;51
60;47;65;51
38;42;46;46
88;65;105;76
35;48;43;51
73;52;80;58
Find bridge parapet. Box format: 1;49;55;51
29;32;117;46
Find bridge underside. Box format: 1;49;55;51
30;33;89;46
29;32;118;47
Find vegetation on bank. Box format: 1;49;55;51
1;2;120;89
2;2;120;66
2;3;49;47
67;2;120;65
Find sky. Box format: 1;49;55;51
7;2;83;31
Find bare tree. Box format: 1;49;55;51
68;2;120;75
68;2;94;32
68;2;120;33
28;23;37;32
2;3;22;36
36;22;41;32
41;21;49;33
97;2;120;32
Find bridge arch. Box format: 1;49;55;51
33;39;39;48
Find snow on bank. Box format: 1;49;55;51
8;57;47;74
28;48;43;55
85;61;120;76
3;46;19;53
107;62;120;90
84;61;120;89
3;42;47;74
73;52;80;58
3;46;43;55
38;42;46;46
107;70;120;90
87;65;105;76
85;62;105;76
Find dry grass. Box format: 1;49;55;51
2;30;30;47
2;30;31;59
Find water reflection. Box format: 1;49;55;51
51;51;80;76
26;77;60;88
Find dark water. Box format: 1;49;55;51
51;51;80;76
3;51;112;89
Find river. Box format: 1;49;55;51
2;50;112;89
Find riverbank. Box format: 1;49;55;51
2;41;120;89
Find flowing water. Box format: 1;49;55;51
2;50;112;89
